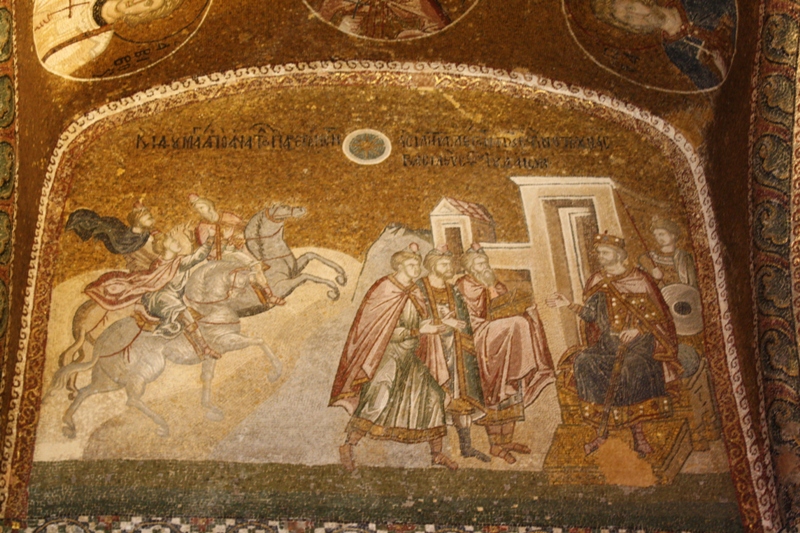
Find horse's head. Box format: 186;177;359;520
245;203;300;262
268;203;307;221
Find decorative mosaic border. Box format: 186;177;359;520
0;0;19;520
0;61;778;531
0;517;731;533
748;0;800;528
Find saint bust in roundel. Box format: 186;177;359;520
565;0;736;91
33;0;209;78
306;0;479;41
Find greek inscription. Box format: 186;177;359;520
135;123;343;151
398;128;609;168
397;130;611;151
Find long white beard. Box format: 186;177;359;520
472;268;497;288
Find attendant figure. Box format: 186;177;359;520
456;244;555;464
547;233;681;456
639;217;697;288
330;245;459;472
190;193;248;260
418;246;491;462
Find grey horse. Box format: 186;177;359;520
244;203;347;311
55;203;347;398
48;259;282;439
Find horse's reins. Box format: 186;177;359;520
242;216;296;262
244;228;293;262
244;207;308;266
244;221;294;262
245;226;283;242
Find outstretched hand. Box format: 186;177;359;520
651;267;664;280
441;311;466;332
420;319;448;335
620;328;640;344
546;293;570;308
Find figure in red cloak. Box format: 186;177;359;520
455;244;556;464
330;245;459;471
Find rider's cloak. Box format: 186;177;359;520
65;209;150;255
84;257;184;311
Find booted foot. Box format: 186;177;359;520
339;444;355;472
633;437;653;457
268;295;286;306
490;445;516;464
584;436;606;456
205;347;222;360
432;453;459;470
502;442;531;454
461;447;491;463
632;424;654;457
457;428;490;462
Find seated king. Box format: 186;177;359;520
547;233;681;457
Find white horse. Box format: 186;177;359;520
244;203;347;307
56;202;346;397
48;259;282;438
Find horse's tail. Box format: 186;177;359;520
60;300;105;369
58;322;87;369
46;328;98;399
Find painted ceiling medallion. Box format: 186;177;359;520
303;0;482;41
33;0;212;80
562;0;738;93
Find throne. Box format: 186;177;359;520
543;342;719;486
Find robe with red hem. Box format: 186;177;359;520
456;275;555;424
84;258;183;311
330;275;449;443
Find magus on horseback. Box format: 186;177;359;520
84;225;221;360
190;193;285;308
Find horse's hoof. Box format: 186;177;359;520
62;425;76;439
205;407;225;421
268;369;282;383
156;426;170;438
327;290;340;301
336;274;347;286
